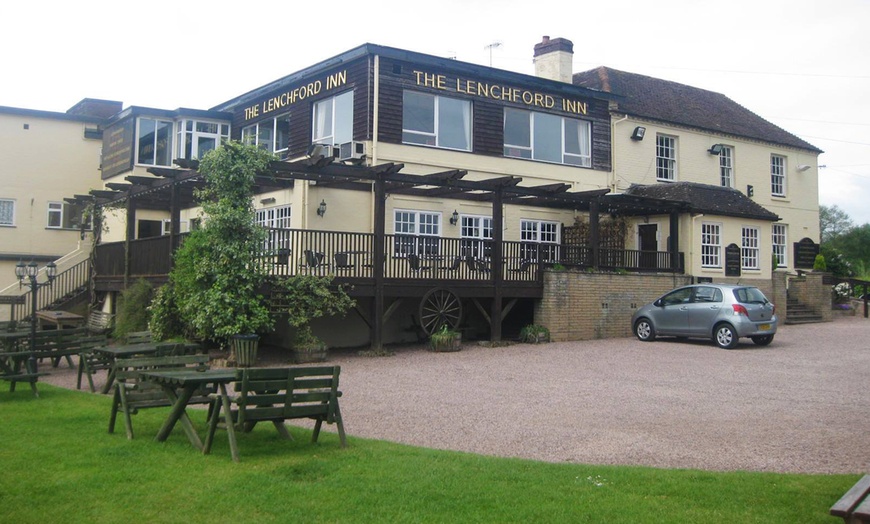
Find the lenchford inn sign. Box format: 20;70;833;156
243;70;350;121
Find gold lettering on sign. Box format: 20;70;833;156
243;70;349;121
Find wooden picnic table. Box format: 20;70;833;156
94;343;163;394
36;310;85;330
138;369;239;450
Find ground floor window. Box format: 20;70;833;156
47;201;89;230
256;205;292;250
393;210;441;256
460;215;492;258
701;222;721;268
741;226;760;270
520;219;560;262
772;224;787;268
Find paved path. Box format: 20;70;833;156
42;314;870;473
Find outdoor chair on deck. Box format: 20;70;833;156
333;252;354;271
439;256;462;271
508;259;533;273
304;250;328;272
407;254;430;273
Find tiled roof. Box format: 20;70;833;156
573;67;822;153
623;182;780;221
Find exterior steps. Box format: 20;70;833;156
784;297;824;324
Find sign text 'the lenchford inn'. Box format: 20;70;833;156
413;71;588;115
244;70;349;120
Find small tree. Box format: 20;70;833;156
276;274;354;350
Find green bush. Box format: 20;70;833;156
114;278;153;340
813;254;827;271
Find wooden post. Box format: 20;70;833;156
371;174;386;351
490;188;504;342
124;199;136;288
589;200;600;270
669;211;680;272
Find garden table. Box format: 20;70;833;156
138;369;239;451
94;343;163;394
36;310;85;330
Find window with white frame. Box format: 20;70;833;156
47;201;89;230
0;198;14;226
313;91;353;148
741;226;760;270
701;222;721;267
256;205;292;250
520;219;560;262
772;224;788;268
242;114;290;155
460;215;492;259
503;108;591;167
719;146;734;187
393;210;441;257
176;119;229;161
136;117;173;166
402;91;471;151
771;154;786;196
656;135;677;181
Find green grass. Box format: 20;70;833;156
0;385;857;523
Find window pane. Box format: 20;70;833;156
334;91;354;145
533;113;561;163
275;114;290;152
403;91;435;134
504;108;532;158
48;202;62;228
438;97;470;150
138;118;156;164
564;119;591;167
0;199;14;225
313;99;333;143
155;121;172;165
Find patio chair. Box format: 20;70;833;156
333;252;354;271
439;256;462;271
509;259;533;273
304;250;327;272
407;254;430;273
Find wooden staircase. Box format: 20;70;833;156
784;296;824;324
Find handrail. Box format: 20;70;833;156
10;258;91;322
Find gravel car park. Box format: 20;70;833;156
631;283;778;349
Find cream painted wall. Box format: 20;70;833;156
0;111;102;261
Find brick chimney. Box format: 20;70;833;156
533;36;574;83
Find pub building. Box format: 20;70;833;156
5;36;822;348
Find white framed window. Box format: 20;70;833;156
0;198;16;226
771;154;786;196
656;135;677;181
393;209;441;257
175;119;229;161
47;201;90;230
520;219;560;262
772;224;788;268
504;108;591;167
256;205;292;250
460;215;493;259
243;114;290;155
313;91;353;147
136;117;173;166
402;91;471;151
719;146;734;187
741;226;760;270
701;222;721;268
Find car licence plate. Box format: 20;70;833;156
759;323;771;331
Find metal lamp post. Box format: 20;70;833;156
15;260;57;374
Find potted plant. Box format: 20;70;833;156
291;324;328;363
519;324;550;344
276;274;354;363
429;324;462;352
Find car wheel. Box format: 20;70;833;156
635;318;656;342
751;334;774;346
714;323;739;349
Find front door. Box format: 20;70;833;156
639;224;658;269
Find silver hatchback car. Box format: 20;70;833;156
631;284;777;349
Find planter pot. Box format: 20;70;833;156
231;334;260;367
429;332;462;352
292;346;328;364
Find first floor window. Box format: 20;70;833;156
313;90;353;147
47;201;89;230
137;117;173;166
719;146;734;187
504;108;591;167
520;219;560;262
742;226;760;270
0;198;14;226
656;134;677;181
771;154;786;196
701;222;721;267
772;224;788;268
393;210;441;256
402;91;471;151
176;119;230;161
460;215;492;259
242;114;290;155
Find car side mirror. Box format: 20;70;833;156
654;299;664;307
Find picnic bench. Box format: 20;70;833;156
108;354;212;440
831;474;870;523
1;327;96;397
203;366;346;462
0;350;48;397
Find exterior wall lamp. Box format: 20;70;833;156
316;199;327;217
797;164;811;172
449;210;459;226
708;144;724;155
15;260;57;376
746;185;754;197
630;126;646;141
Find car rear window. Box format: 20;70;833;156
734;287;768;304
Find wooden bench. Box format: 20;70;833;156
108;354;211;439
203;366;346;462
831;475;870;523
32;327;89;369
75;334;112;392
87;310;114;335
125;331;153;345
0;353;49;397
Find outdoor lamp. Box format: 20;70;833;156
26;261;38;278
450;210;459;226
630;126;646;141
317;199;327;217
46;261;57;280
708;144;724;155
14;261;26;281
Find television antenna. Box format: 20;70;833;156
484;41;502;67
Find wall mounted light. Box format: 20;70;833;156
746;185;754;197
630;126;646;141
449;210;459;226
708;144;724;155
316;199;327;217
260;197;276;205
797;164;811;172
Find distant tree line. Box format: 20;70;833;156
819;204;870;278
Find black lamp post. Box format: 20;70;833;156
15;260;56;374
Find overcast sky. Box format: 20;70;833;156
2;0;867;225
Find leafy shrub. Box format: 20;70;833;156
115;279;153;340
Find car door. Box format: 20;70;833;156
652;287;694;335
685;286;724;336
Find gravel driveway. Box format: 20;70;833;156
40;315;870;474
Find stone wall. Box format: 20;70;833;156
789;271;833;322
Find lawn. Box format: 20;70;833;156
0;385;856;523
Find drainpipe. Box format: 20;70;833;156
610;114;629;192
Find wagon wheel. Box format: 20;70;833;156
419;287;463;335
